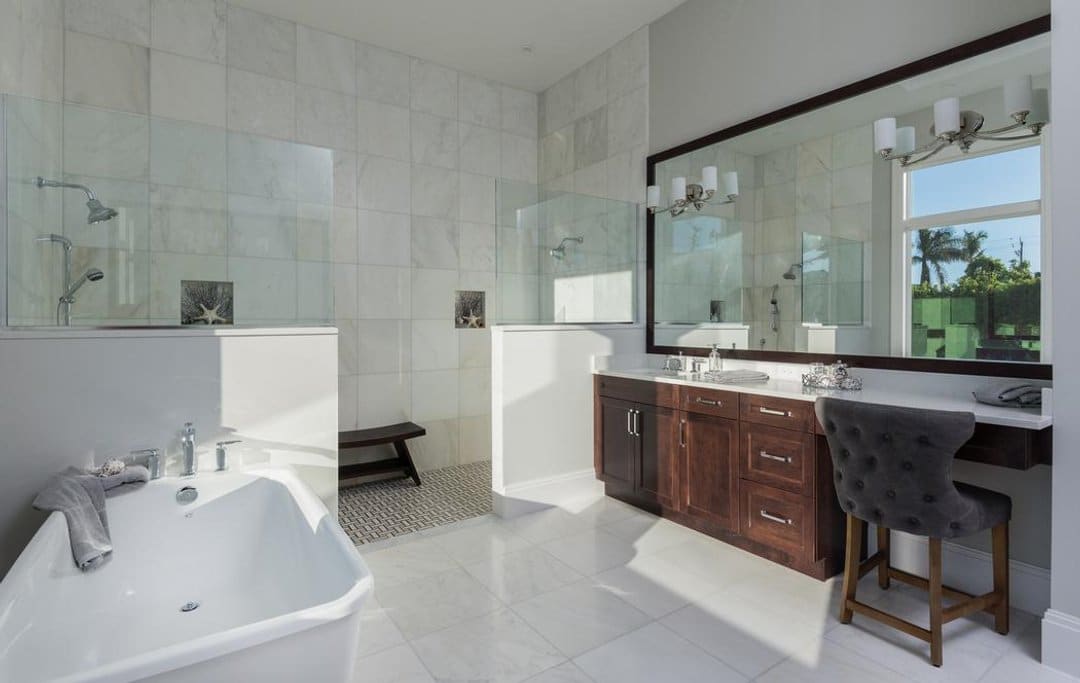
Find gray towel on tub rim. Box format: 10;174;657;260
32;465;150;571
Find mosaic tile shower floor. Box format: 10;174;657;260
339;461;492;545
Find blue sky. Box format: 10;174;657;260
909;145;1042;283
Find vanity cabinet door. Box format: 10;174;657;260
597;397;636;487
682;413;740;532
636;403;679;509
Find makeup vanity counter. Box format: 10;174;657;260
592;368;1051;579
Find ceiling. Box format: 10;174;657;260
230;0;688;92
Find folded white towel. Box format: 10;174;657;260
705;369;770;384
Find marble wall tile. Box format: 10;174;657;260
459;222;496;273
411;112;459;169
411;216;459;269
761;147;796;186
459;123;500;177
458;367;490;417
410;417;459;469
458;328;491;368
356;373;411;426
832;124;872;170
501;86;537;139
356;42;410;108
358;209;411;266
297;260;332;324
357;265;411;319
607;27;647;100
573;161;606;199
357;98;410;161
227;132;297;200
501;132;538;184
795;172;831;215
832;164;873;207
150;0;225;63
150;50;225;126
64;104;149;180
68;246;150;322
226;68;295;140
357;154;411;213
333;150;358;208
357;319;411;374
150;184;227;255
226;5;295;80
330;206;358;264
411;268;457;319
606;144;647;204
333;262;358;319
411;370;459;422
227;194;297;259
411;58;457;119
410;164;459;220
761;180;795;220
296;144;334;205
459;172;495;225
62;174;148;250
412;319;459;371
297;25;356;94
0;0;64;102
540;128;574;183
797;136;832;178
338;375;359;431
458;414;491;464
296;202;332;262
64;30;149;114
65;0;150;46
831;202;872;241
572;54;607;120
226;256;297;322
541;75;573;137
459;74;500;128
336;318;359;376
296;84;358;151
606;86;646;156
149;117;225;190
574;107;608;171
149;251;226;319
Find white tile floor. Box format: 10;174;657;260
352;493;1077;683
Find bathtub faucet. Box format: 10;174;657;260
180;422;196;477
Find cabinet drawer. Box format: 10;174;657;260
741;424;814;495
740;394;815;433
740;480;810;556
681;386;739;419
596;375;678;409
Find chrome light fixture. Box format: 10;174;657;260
873;75;1049;167
646;166;738;217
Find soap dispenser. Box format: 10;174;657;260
708;345;721;373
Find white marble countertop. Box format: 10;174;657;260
596;368;1052;430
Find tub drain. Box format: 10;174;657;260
180;601;200;613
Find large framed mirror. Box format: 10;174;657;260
646;16;1051;379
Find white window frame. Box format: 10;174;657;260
889;136;1050;361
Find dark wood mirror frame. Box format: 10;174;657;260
645;15;1052;380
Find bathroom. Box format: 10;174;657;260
1;1;1078;682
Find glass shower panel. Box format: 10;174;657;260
3;95;334;327
653;211;744;323
495;180;638;324
800;232;865;325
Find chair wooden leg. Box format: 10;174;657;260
929;537;944;667
840;514;863;624
992;523;1010;635
877;526;891;589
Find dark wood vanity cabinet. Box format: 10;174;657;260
595;375;845;580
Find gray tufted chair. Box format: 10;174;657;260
815;397;1011;668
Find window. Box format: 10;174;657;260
896;142;1045;362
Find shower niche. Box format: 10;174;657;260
2;95;334;327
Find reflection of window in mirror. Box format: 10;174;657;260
893;141;1046;363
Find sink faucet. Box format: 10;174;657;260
180;422;196;477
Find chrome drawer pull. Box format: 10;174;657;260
627;410;633;436
759;450;792;464
759;407;792;417
695;397;721;407
760;509;793;525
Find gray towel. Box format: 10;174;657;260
973;381;1042;407
32;465;150;571
705;369;770;384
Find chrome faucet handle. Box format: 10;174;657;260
215;440;241;472
130;448;162;480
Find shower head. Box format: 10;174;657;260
783;263;803;280
550;236;584;260
61;268;104;302
35;176;118;224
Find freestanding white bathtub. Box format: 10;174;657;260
0;467;372;683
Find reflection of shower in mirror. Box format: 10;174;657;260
550;236;583;260
769;284;780;333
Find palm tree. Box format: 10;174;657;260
961;229;989;261
913;228;965;287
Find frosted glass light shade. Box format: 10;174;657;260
722;171;739;198
1029;89;1050;125
895;126;916;156
934;97;961;136
671;177;687;201
873;117;897;153
646;185;660;209
701;166;718;193
1004;75;1034;118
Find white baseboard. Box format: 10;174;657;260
1042;609;1080;678
492;468;602;519
875;529;1050;616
